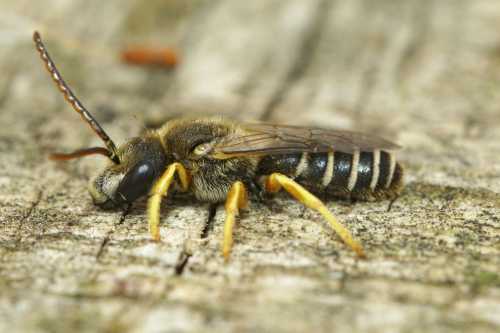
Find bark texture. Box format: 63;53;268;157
1;1;499;332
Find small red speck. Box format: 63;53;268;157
121;47;179;68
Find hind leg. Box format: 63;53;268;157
265;173;365;258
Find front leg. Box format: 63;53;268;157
147;163;190;241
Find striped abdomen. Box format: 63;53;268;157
256;150;403;200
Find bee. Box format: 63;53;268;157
33;31;403;260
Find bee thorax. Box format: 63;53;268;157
189;158;257;203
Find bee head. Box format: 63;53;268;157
88;134;168;209
33;31;170;209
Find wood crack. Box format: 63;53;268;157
259;0;333;121
174;204;217;275
200;203;218;239
11;190;43;248
95;206;130;261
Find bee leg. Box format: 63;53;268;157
223;181;248;261
147;163;190;241
265;173;365;258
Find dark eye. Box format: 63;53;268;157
115;161;156;204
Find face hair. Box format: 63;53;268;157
33;31;120;164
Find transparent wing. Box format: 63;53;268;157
211;123;401;158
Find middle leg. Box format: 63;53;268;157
222;181;248;261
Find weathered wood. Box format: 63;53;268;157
1;1;500;332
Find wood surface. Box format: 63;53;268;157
1;1;499;332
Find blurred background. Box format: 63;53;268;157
1;1;499;332
2;0;500;188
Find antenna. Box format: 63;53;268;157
33;31;120;164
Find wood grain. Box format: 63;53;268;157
1;1;499;332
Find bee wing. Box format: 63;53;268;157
211;123;401;158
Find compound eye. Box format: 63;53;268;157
115;161;156;204
192;142;212;157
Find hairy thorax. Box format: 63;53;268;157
157;118;259;202
190;157;257;202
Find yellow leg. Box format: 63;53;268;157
223;181;248;261
147;163;190;241
265;173;365;258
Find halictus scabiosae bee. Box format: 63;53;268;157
34;31;403;260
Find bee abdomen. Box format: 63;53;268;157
257;150;403;200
